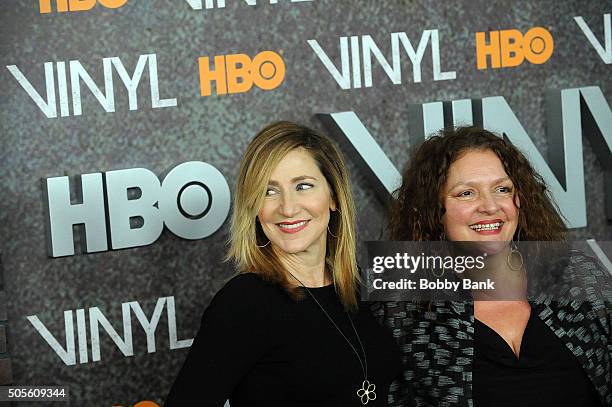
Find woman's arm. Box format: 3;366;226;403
370;301;418;407
163;274;274;406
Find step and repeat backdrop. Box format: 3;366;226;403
0;0;611;405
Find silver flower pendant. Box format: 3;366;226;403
356;380;376;405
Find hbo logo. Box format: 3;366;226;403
44;162;230;257
475;27;554;69
198;50;285;96
39;0;127;13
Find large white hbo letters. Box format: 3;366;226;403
318;86;612;229
44;161;231;257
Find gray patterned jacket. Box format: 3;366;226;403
376;252;612;407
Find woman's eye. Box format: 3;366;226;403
456;190;473;198
265;187;278;196
296;183;314;191
497;186;513;193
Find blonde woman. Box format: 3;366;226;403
164;122;400;406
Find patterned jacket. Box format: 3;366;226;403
375;252;612;407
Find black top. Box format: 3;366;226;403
164;273;401;407
473;308;602;407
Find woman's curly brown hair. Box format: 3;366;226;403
389;126;566;241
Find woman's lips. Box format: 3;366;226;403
469;220;504;235
277;220;309;234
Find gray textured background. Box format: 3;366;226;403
1;0;611;405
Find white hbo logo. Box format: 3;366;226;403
44;161;231;257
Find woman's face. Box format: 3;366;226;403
258;147;336;256
441;149;519;246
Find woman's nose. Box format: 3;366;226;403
279;193;299;217
477;192;500;214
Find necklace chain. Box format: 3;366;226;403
287;271;368;380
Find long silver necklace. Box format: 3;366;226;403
287;271;376;405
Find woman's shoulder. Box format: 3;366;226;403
567;250;611;274
538;249;611;330
210;272;285;309
223;272;281;291
562;251;612;292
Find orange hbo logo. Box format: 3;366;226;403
113;401;158;407
198;51;286;96
475;27;554;70
39;0;127;13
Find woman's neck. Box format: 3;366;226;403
276;248;330;287
288;266;331;287
465;245;527;300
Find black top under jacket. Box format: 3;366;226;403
473;307;602;406
379;252;611;407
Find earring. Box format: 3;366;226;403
506;240;524;271
431;266;445;278
256;240;270;248
328;208;340;238
255;218;269;248
439;231;447;241
327;225;337;238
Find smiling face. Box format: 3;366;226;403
442;149;519;247
257;147;336;257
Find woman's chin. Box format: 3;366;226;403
272;241;308;255
470;239;510;256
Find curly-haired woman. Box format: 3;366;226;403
383;126;611;407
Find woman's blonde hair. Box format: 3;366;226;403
227;121;359;310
